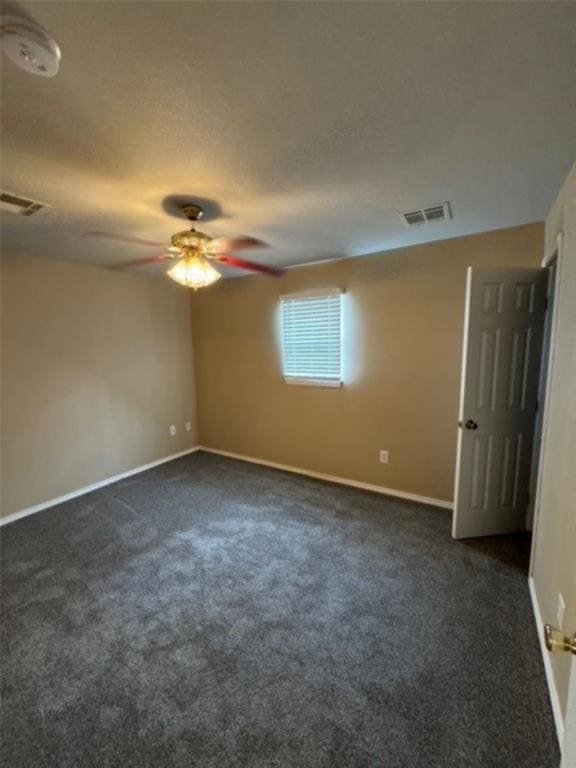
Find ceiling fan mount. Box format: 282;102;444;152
180;203;204;223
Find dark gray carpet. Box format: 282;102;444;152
1;452;559;768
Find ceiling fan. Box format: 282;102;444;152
83;203;283;289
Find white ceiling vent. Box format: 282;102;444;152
0;191;46;216
400;202;452;227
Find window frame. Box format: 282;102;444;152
279;288;344;388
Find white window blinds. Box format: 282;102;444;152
280;290;343;386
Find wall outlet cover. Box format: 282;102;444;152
185;422;192;432
169;425;177;437
379;450;389;464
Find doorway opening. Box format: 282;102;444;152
527;257;557;531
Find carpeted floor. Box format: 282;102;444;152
1;452;559;767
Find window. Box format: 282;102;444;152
280;289;343;387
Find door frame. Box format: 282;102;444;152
529;232;563;578
561;659;576;768
526;256;558;530
527;231;566;749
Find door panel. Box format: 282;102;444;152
452;267;547;539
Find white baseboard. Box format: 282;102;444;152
529;576;565;747
198;446;453;510
0;447;201;527
1;444;451;527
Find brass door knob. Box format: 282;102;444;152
544;624;576;655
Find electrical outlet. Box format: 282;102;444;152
185;422;192;432
557;593;566;628
379;450;389;464
169;425;177;437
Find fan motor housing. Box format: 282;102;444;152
171;229;212;250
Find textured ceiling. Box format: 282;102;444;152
1;0;575;277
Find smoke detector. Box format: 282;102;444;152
0;14;61;77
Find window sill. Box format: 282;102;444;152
284;377;342;388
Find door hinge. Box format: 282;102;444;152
535;400;539;413
544;297;549;311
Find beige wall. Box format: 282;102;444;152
0;256;197;518
191;223;543;503
532;163;576;724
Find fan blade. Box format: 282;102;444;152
110;254;176;270
207;236;268;254
83;231;167;248
212;254;283;277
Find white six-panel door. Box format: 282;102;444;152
452;267;548;539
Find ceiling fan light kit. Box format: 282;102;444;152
167;252;221;290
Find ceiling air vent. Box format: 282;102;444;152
400;202;452;227
0;191;46;216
